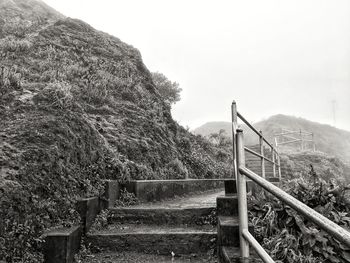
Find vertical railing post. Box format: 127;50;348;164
232;101;238;180
236;129;249;258
278;154;282;181
312;133;316;152
259;131;265;179
300;129;303;150
272;149;276;178
274;137;278;149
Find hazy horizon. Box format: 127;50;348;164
43;0;350;131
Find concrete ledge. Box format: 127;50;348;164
123;179;232;202
76;197;102;233
43;226;82;263
102;180;120;208
217;195;238;216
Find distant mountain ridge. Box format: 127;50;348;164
194;115;350;163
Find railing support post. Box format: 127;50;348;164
236;129;250;258
278;155;282;181
259;131;265;178
232;101;238;180
272;149;276;178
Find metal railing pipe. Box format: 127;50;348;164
244;147;279;166
277;139;301;145
277;155;282;181
259;131;265;178
236;111;279;157
232;101;238;180
237;111;261;138
238;165;350;248
236;129;250;258
242;230;274;263
272;150;276;178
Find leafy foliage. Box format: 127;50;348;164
114;189;139;207
151;71;182;105
250;167;350;263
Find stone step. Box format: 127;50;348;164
217;195;238;216
87;224;217;255
219;246;263;263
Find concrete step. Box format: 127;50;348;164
123;179;227;202
109;190;223;226
108;206;216;226
87;224;217;255
225;179;237;195
83;251;217;263
217;216;253;247
219;246;263;263
217;195;238;216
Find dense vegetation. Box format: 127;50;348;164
0;0;232;261
250;166;350;263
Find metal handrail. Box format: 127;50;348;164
275;129;316;152
234;126;350;262
244;147;280;167
237;111;276;151
232;101;281;180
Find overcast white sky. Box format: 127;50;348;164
44;0;350;131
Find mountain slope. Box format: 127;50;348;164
195;115;350;163
0;1;232;261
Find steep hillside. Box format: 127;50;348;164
195;115;350;163
0;1;232;261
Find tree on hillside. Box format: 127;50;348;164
152;72;182;105
209;129;231;147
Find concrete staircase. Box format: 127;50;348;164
86;189;223;261
85;165;280;262
217;180;264;263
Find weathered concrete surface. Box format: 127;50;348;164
217;195;238;217
109;206;216;225
43;226;82;263
109;190;223;225
87;224;217;255
76;197;101;233
123;179;228;202
225;180;237;195
219;246;263;263
102;180;120;208
83;251;217;263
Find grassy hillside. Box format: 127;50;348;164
195;115;350;163
280;150;350;183
0;1;232;261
